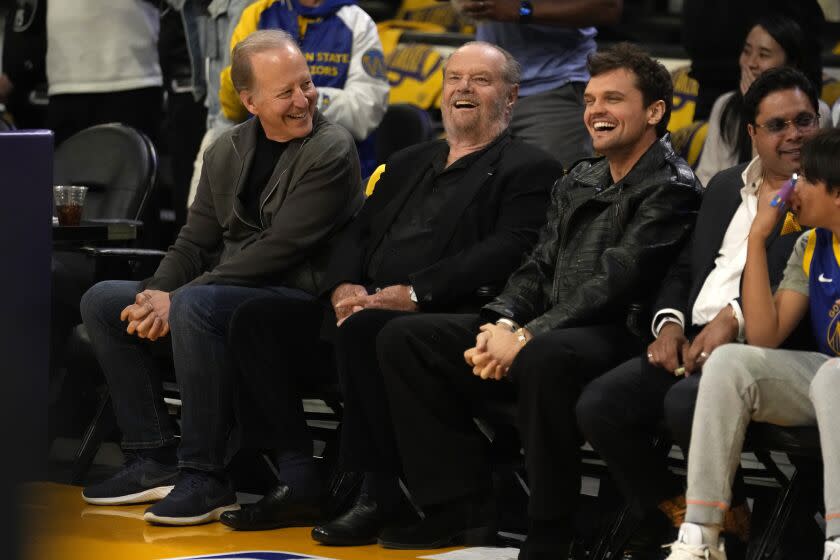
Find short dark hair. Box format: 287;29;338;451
587;43;673;137
802;129;840;193
742;66;819;126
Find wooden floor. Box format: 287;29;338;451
22;482;469;560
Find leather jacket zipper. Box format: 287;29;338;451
552;189;572;299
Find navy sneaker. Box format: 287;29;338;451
82;456;178;506
143;470;239;526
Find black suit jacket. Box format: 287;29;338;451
653;162;801;330
321;132;563;312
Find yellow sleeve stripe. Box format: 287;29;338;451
365;164;386;196
833;233;840;268
803;228;817;278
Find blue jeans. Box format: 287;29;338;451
80;280;312;471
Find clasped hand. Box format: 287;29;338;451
120;289;171;341
463;323;530;381
332;283;418;326
647;306;738;376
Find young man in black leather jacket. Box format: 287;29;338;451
372;43;703;558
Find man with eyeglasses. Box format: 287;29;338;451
576;66;819;558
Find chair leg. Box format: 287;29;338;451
748;469;801;560
589;436;673;560
71;393;117;485
588;503;638;560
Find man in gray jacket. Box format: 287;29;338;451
78;30;363;526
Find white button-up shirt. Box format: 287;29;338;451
651;157;765;339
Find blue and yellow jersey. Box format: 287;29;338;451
803;228;840;356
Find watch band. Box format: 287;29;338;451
496;318;519;332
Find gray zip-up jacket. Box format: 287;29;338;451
144;110;364;295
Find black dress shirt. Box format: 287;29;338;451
366;134;504;287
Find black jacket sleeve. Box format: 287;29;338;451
524;181;701;335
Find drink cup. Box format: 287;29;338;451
54;185;87;226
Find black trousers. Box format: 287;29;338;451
378;313;637;519
335;308;416;474
228;296;334;455
576;355;701;516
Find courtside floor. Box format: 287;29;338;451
22;482;472;560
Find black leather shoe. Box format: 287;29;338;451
219;483;323;531
311;493;383;546
378;495;495;549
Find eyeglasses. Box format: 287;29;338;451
754;113;820;134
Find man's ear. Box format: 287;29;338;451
747;123;757;142
507;83;519;110
647;99;666;127
239;90;258;116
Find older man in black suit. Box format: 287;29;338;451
575;67;820;554
219;41;562;536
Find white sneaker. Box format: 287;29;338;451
824;540;840;560
665;523;727;560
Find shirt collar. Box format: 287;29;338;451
741;156;764;195
435;129;510;173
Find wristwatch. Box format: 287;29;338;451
518;0;533;23
408;285;419;304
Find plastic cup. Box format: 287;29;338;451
54;185;87;226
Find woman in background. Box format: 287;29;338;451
695;13;829;186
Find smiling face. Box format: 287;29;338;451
239;45;318;142
583;68;664;158
740;25;788;83
748;87;819;180
441;44;517;144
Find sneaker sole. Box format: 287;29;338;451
82;485;175;506
143;504;241;526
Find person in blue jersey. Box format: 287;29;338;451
665;129;840;560
217;0;389;178
452;0;622;169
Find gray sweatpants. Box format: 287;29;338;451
510;82;592;170
684;343;840;538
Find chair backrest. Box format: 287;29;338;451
374;103;433;165
53;123;157;221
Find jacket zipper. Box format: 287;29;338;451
552;189;572;299
257;137;309;229
232;137;309;231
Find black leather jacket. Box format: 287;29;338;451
482;135;702;336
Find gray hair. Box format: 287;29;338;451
231;30;301;93
442;41;521;88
